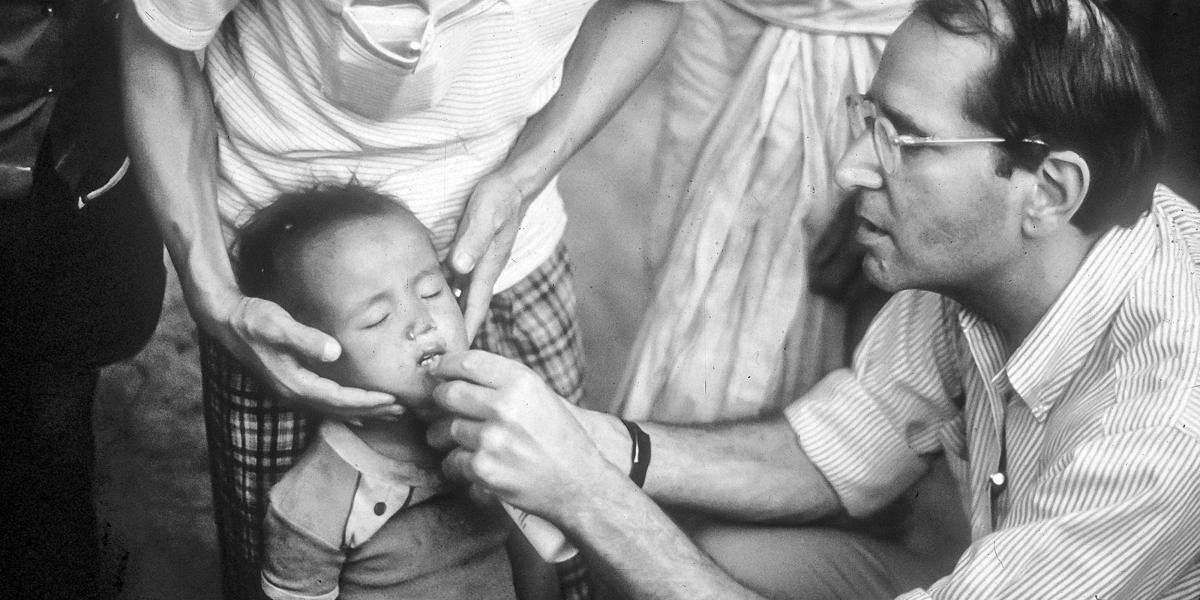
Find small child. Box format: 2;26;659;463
233;184;520;600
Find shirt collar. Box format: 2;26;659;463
957;206;1160;420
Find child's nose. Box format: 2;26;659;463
405;316;436;341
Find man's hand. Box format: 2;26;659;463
205;292;402;420
447;173;525;342
426;350;616;520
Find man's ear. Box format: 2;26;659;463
1022;150;1090;237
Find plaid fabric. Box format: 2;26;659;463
199;244;584;599
474;244;584;405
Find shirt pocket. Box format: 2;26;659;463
318;0;496;120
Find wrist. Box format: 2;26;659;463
492;146;561;209
579;411;634;473
188;283;243;333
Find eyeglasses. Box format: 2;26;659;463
846;94;1047;174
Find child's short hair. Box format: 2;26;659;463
233;184;414;306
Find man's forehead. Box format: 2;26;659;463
868;13;996;130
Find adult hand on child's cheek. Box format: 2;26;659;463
446;173;525;342
426;350;609;520
209;292;402;421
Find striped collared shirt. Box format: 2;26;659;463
785;186;1200;599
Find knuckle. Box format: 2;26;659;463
478;424;506;449
470;453;496;483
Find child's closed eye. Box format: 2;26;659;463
363;312;390;329
415;277;447;300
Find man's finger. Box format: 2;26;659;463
442;447;476;483
433;376;500;419
468;484;497;506
430;350;524;389
426;416;456;450
449;417;485;448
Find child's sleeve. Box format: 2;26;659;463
261;504;347;600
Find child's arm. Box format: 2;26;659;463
261;503;347;600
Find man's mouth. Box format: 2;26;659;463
857;215;887;237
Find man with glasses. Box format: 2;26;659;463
428;0;1200;598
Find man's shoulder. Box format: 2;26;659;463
1149;185;1200;264
1098;187;1200;430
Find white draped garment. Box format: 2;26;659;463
616;0;909;422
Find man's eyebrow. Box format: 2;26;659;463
864;93;930;136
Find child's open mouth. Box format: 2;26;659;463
418;351;443;368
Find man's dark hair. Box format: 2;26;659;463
232;183;412;310
913;0;1168;234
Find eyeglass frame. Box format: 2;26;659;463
845;93;1048;174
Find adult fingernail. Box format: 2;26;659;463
322;340;340;362
453;253;474;273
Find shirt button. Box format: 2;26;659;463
373;502;387;516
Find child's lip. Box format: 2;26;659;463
416;343;446;367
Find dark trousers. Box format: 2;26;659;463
0;150;164;598
0;362;108;599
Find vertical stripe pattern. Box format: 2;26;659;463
786;187;1200;599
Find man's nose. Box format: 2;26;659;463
834;131;885;192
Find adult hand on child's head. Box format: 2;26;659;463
204;291;402;420
447;172;525;342
426;350;611;520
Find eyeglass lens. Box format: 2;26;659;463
847;96;899;174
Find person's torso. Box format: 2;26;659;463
206;0;590;274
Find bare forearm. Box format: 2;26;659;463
559;462;765;600
583;412;842;522
499;0;681;198
118;4;238;325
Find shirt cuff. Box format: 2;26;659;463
784;370;929;517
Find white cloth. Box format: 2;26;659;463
133;0;609;291
616;0;906;422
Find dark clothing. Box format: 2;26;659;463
1;142;164;369
1;2;166;598
1;0;164;367
1;0;130;205
0;364;106;600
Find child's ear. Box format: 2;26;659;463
1022;149;1090;238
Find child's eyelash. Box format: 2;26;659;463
366;313;390;328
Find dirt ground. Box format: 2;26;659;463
92;65;668;600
